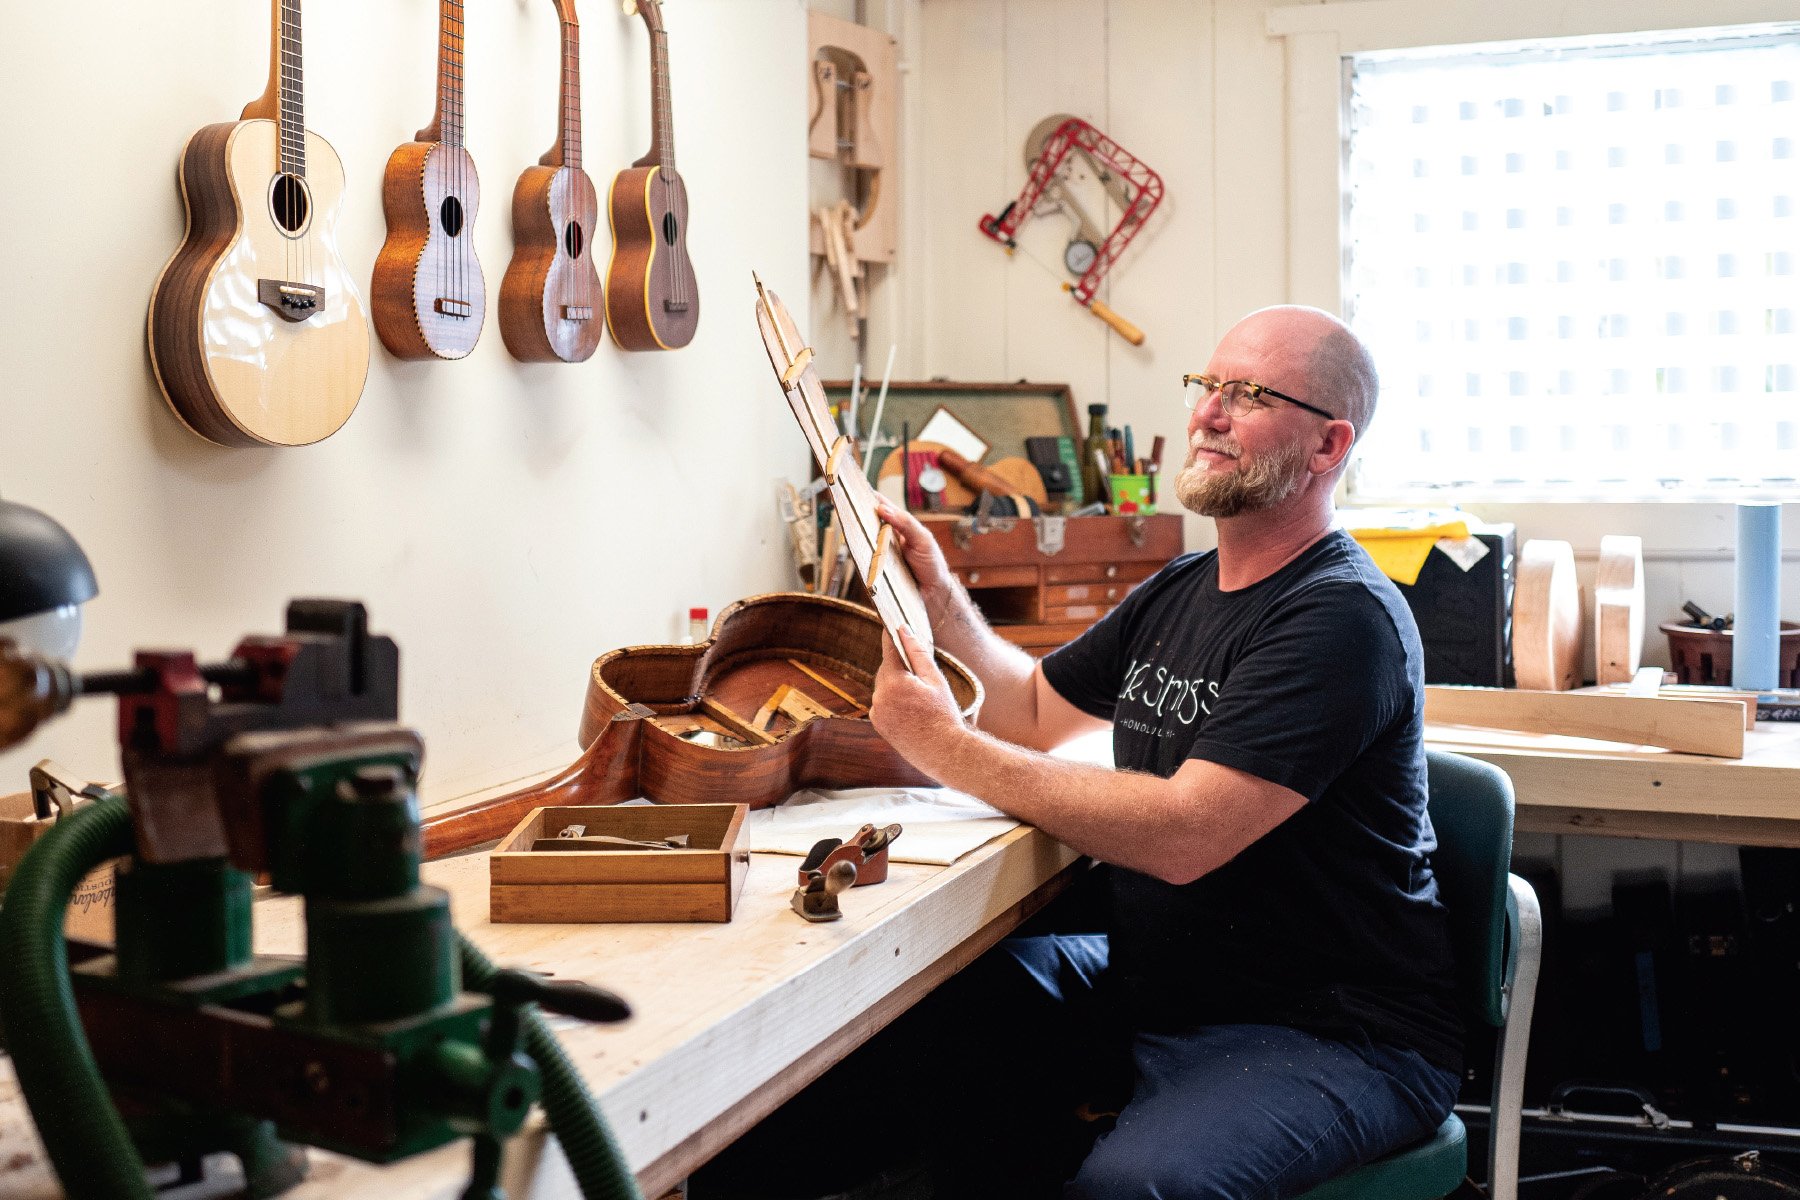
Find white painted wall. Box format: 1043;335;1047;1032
0;0;814;808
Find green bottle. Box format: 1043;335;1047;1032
1082;403;1110;510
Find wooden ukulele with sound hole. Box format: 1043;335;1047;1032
603;0;700;351
499;0;603;363
371;0;485;360
146;0;370;447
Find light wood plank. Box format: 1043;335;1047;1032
1425;686;1745;758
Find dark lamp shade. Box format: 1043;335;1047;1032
0;501;98;623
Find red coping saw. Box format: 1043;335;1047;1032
978;115;1163;346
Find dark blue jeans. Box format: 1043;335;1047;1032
916;933;1462;1200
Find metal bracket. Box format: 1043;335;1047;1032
1032;516;1066;557
1127;515;1148;548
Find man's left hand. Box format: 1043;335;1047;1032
870;626;967;772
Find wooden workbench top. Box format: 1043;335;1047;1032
1426;719;1800;845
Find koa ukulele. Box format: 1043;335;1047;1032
603;0;700;351
372;0;485;360
147;0;370;447
499;0;603;363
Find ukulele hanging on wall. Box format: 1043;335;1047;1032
371;0;486;360
146;0;371;447
500;0;603;363
603;0;700;351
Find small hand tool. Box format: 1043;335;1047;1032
536;833;691;852
792;859;858;922
797;822;903;888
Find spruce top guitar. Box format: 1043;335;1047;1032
147;0;370;447
604;0;700;351
499;0;603;363
372;0;485;360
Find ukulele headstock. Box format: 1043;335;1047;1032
552;0;580;26
624;0;665;32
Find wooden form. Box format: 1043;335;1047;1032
1594;535;1645;687
1511;539;1582;691
806;11;898;265
1423;685;1746;759
489;804;749;923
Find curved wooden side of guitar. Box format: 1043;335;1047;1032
148;122;248;445
147;120;370;447
372;141;486;361
499;164;603;363
604;165;701;351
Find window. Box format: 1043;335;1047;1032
1343;29;1800;500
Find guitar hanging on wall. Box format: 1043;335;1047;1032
147;0;371;447
603;0;700;351
500;0;603;363
371;0;485;360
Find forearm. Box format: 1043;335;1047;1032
925;579;1045;745
927;726;1209;882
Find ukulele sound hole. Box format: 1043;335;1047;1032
439;195;465;238
269;174;311;234
662;212;679;245
563;221;585;260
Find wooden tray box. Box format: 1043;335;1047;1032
489;804;750;924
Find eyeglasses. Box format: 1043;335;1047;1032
1182;373;1336;421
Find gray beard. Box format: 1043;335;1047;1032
1173;439;1311;518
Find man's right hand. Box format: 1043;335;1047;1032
874;498;960;628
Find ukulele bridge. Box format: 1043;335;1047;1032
561;305;594;322
664;299;691;314
258;279;326;323
434;298;474;319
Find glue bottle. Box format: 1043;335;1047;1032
687;607;709;645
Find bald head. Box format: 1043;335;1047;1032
1223;306;1379;440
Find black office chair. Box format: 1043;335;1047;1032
1294;751;1543;1200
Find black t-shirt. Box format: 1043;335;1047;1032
1041;530;1463;1070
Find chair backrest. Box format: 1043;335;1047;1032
1424;750;1517;1028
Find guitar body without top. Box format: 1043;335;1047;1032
148;118;370;447
605;165;700;350
500;164;604;363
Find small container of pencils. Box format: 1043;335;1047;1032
1108;474;1155;514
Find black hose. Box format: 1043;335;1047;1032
0;796;154;1199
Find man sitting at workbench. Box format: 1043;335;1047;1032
859;306;1463;1199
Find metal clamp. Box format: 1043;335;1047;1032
1127;515;1148;548
1032;516;1066;557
